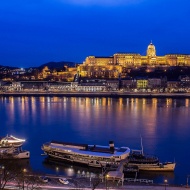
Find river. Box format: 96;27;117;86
0;96;190;185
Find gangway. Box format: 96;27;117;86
105;158;129;186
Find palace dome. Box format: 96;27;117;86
147;42;156;57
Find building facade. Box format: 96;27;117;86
77;42;190;78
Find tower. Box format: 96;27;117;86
147;41;156;57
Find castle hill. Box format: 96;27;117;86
1;42;190;96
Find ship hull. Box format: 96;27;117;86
0;151;30;159
0;147;30;159
128;162;175;172
45;151;118;168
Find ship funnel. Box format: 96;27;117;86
109;141;114;153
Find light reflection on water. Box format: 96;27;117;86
0;96;190;185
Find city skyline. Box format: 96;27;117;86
0;0;190;68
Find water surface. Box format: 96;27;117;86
0;96;190;185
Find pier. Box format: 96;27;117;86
104;158;153;186
105;158;128;185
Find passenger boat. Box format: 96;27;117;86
41;140;130;168
135;162;175;171
128;149;175;171
0;135;25;148
0;146;30;159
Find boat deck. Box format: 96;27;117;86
44;141;130;158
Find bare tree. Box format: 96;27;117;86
25;175;42;190
0;159;33;190
16;171;42;190
0;159;28;189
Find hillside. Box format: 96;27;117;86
38;61;81;69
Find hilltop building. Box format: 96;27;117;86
77;42;190;78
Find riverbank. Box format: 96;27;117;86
5;175;187;190
1;91;190;98
71;176;188;190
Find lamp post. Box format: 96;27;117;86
89;173;91;188
22;168;27;190
187;175;190;188
164;179;168;190
106;174;109;190
101;167;105;182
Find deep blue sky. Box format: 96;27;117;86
0;0;190;68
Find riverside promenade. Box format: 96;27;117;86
27;175;189;190
94;186;189;190
38;186;189;190
124;186;187;189
1;91;190;98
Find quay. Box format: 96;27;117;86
4;174;188;190
1;91;190;98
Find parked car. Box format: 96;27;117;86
59;178;69;185
39;176;49;183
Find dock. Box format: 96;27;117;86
105;158;128;185
104;158;153;186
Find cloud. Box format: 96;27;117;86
58;0;144;6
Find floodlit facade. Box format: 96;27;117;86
77;42;190;78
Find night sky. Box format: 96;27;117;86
0;0;190;68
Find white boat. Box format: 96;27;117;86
132;161;176;171
0;146;30;159
127;138;176;172
41;140;130;168
0;135;26;148
128;150;175;171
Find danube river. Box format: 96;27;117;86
1;96;190;185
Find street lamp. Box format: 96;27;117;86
187;175;190;188
89;173;91;188
22;168;27;190
101;167;105;182
164;179;168;190
105;174;109;190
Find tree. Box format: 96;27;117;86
0;159;41;190
0;159;24;189
16;170;42;190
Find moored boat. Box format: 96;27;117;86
127;137;176;172
0;146;30;159
41;140;130;168
128;149;175;172
0;135;30;159
0;135;25;148
133;161;176;171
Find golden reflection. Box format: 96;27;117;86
142;98;146;104
152;98;157;108
31;97;36;115
166;98;172;107
9;97;15;123
142;98;146;111
21;97;27;121
131;98;134;108
119;98;123;106
185;99;189;107
39;97;45;102
102;98;106;106
107;98;111;106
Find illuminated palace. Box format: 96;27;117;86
77;42;190;78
